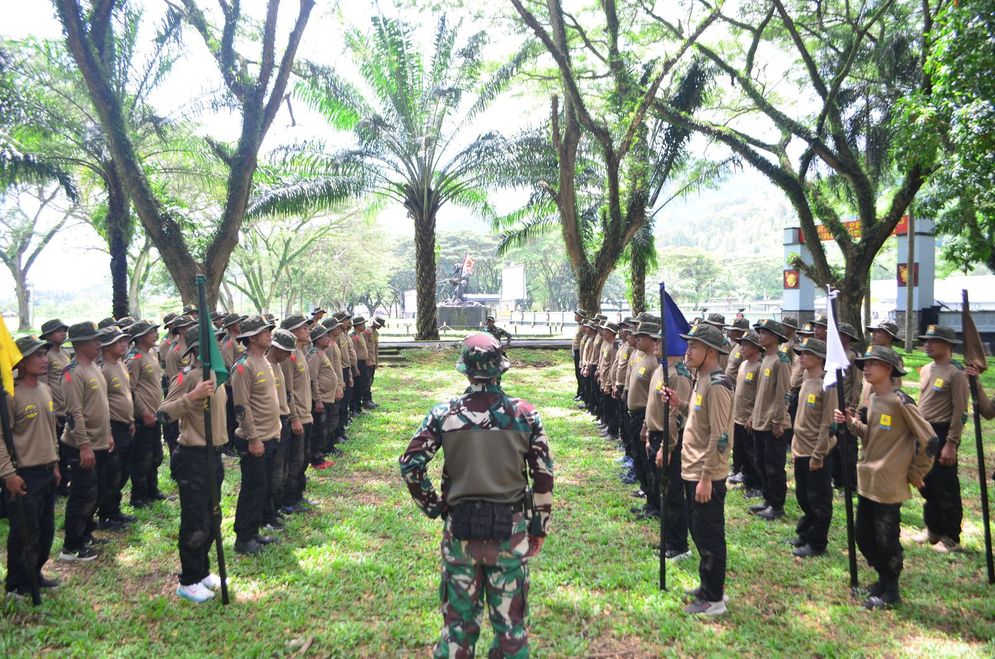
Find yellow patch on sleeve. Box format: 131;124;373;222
764;367;771;377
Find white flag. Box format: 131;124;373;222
823;287;851;391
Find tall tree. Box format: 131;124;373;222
10;7;182;318
901;0;995;272
650;0;942;328
0;184;77;330
250;16;530;339
53;0;315;305
503;0;715;313
0;45;77;199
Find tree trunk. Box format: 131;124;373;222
14;271;31;331
836;279;865;337
413;212;439;340
576;268;606;316
630;252;646;314
105;162;131;318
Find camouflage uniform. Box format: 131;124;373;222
399;334;554;659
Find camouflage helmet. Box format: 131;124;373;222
455;332;510;380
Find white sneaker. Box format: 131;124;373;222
200;574;222;591
177;582;215;603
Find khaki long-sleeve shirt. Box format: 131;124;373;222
751;351;791;432
61;360;111;450
307;346;339;403
626;351;658;411
128;348;163;421
733;357;762;426
158;368;228;447
102;360;134;424
352;331;370;361
681;370;734;482
791;373;837;460
46;346;71;415
917;360;969;446
847;389;937;504
0;381;58;478
281;347;312;423
231;353;281;442
324;338;345;396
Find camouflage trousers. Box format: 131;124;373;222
435;513;531;659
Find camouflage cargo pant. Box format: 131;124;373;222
435;513;531;659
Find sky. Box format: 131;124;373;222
0;0;792;301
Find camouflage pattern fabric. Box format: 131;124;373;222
436;514;531;658
399;382;553;658
456;333;511;380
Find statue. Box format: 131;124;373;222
444;254;478;306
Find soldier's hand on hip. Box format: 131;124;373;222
316;401;324;413
141;410;156;427
53;465;62;489
248;439;264;457
526;536;545;557
655;447;664;468
809;457;824;471
772;422;784;439
108;436;115;453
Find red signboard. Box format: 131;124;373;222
897;262;919;287
800;215;909;244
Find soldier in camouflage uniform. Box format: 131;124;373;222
399;333;554;659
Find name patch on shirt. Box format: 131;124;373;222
764;367;771;377
694;393;703;410
638;366;647;376
879;413;892;430
806;393;817;407
745;372;755;382
932;378;945;391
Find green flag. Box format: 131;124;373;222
196;276;229;386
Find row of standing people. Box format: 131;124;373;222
571;308;993;613
1;308;385;603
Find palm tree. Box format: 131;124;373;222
250;16;530;340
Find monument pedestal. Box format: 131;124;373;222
437;305;490;330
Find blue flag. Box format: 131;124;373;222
660;287;691;357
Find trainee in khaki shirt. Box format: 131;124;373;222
272;357;291;416
158;369;228;447
571;324;584;351
626;351;658;411
230;354;282;442
847;390;936;504
751;351;791;432
164;340;191;380
791;373;837;460
307;346;339;404
598;340;616;385
61;360;111;451
733;358;762;427
280;347;311;423
364;329;377;367
324;340;345;397
352;331;370;361
0;381;58;478
724;343;745;380
645;363;692;457
680;370;734;482
917;361;969;446
128;347;162;421
46;346;71;415
613;342;632;388
102;360;133;424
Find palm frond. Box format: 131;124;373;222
247;175;365;219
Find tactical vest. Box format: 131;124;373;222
442;428;529;507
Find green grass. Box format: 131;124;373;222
2;349;995;657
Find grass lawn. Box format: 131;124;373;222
2;348;995;657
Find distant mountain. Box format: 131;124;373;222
654;170;794;257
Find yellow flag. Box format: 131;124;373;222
0;315;23;395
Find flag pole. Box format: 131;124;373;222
196;275;230;604
658;281;670;591
0;386;42;605
963;289;994;584
829;290;859;594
